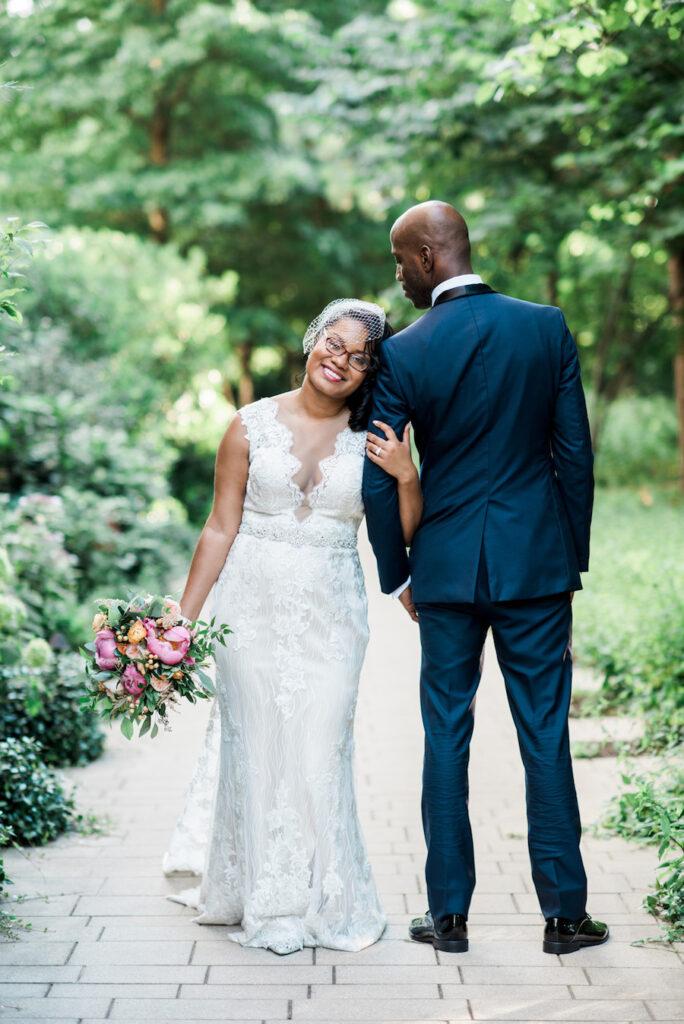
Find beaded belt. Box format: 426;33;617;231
238;518;357;550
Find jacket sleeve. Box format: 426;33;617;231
361;342;412;594
551;311;594;572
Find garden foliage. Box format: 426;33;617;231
603;765;683;942
0;737;76;845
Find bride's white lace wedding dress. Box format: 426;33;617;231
163;396;386;954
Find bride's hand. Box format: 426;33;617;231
366;421;417;484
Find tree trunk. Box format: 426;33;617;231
590;257;634;451
148;104;170;242
670;248;684;490
148;0;170;242
236;344;254;407
287;348;303;389
547;267;558;307
221;379;236;409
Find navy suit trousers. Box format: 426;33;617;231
415;551;587;922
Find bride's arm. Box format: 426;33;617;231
179;415;250;621
365;421;422;546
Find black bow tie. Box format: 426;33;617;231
432;283;494;307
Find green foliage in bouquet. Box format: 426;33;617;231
602;764;684;943
0;736;76;845
0;654;105;767
82;593;231;740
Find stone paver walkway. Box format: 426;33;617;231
1;530;682;1023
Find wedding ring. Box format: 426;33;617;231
376;446;381;456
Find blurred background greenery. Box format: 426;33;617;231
0;0;682;936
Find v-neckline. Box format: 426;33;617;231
265;396;352;517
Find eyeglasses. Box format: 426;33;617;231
321;331;371;373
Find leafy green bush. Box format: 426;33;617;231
574;488;684;751
0;821;27;941
0;654;105;767
0;494;83;647
603;764;683;942
0;737;76;845
593;394;679;487
0;491;194;643
0;822;11;896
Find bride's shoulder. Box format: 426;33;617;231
235;395;285;448
237;395;276;422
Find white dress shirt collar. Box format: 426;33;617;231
431;274;483;306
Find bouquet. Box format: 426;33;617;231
81;593;231;739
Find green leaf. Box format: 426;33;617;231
120;716;134;741
139;715;152;737
150;723;159;739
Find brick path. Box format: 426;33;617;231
1;531;682;1023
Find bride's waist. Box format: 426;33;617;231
238;510;358;550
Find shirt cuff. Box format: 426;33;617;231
391;577;411;599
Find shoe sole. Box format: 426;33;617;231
409;932;434;944
432;936;469;952
543;930;610;955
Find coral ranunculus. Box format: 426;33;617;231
95;629;118;670
150;674;172;695
146;624;192;665
122;663;147;695
117;642;143;660
92;611;108;633
127;619;147;645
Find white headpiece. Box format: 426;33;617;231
302;298;386;354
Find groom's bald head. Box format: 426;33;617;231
390;201;472;309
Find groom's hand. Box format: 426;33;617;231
399;585;418;623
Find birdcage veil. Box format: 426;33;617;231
302;298;387;354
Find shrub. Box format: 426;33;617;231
574;488;684;751
0;822;12;897
0;821;27;941
0;736;76;845
593;394;679;487
0;493;82;646
602;764;684;942
0;653;105;767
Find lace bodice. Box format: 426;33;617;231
238;397;366;548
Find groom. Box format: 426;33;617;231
362;201;609;955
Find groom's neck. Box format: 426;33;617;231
432;260;474;286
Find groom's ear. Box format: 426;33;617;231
419;245;433;272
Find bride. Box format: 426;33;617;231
163;298;423;955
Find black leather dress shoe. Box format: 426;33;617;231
543;914;609;954
408;911;434;943
433;913;468;953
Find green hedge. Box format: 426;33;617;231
0;654;104;767
0;737;76;845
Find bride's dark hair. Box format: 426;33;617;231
342;307;395;428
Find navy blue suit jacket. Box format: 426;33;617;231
362;286;594;603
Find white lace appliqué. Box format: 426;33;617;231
163;397;385;954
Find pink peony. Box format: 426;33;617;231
146;624;192;666
122;663;147;695
95;629;118;670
